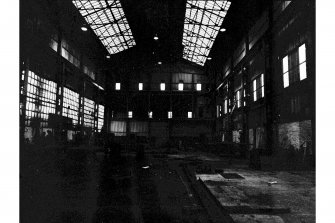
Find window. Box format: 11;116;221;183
253;74;264;102
83;65;96;80
236;90;242;108
115;83;121;90
61;40;80;68
243;90;246;106
281;1;292;11
98;104;104;132
216;105;222;117
128;111;133;118
188;111;192;118
233;40;246;66
25;71;57;127
49;33;58;52
283;56;289;87
83;98;95;128
160;83;166;91
63;87;79;125
223;99;228;114
168;111;173;119
282;43;307;88
21;70;25;81
299;44;307;80
148;111;153;119
139;83;143;91
196;83;202;91
178;82;184;91
110;121;126;136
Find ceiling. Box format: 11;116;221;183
71;0;270;70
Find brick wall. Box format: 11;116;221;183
278;120;312;150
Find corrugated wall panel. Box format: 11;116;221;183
110;121;126;136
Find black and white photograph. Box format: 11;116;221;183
4;0;334;222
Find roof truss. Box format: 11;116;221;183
182;0;231;66
72;0;136;54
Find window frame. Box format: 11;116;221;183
138;83;143;91
282;43;307;88
168;111;173;119
160;83;166;91
187;111;192;119
115;83;121;90
223;99;228;114
252;74;264;102
128;111;133;118
196;83;202;91
235;89;243;108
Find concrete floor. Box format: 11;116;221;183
20;145;315;223
196;170;315;223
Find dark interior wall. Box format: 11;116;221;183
21;0;108;92
272;2;315;125
20;0;59;82
20;0;108;139
105;60;216;145
110;61;206;89
212;1;315;155
109;119;213;147
270;1;315;153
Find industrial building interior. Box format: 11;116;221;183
19;0;316;222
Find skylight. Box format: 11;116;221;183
72;0;136;54
182;0;231;66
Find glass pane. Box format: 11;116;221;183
63;87;79;125
178;83;184;91
72;0;136;54
283;72;289;88
83;97;95;127
299;62;307;80
196;83;202;91
160;83;166;91
261;86;264;98
282;56;288;73
182;0;231;65
299;44;306;63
